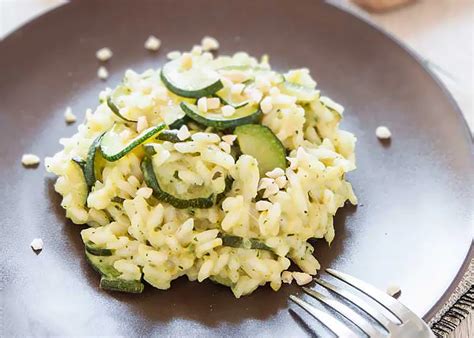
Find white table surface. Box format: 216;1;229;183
1;0;472;336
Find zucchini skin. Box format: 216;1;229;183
70;157;88;205
100;277;144;294
71;157;86;170
234;124;287;177
100;124;166;162
156;130;181;143
141;156;215;209
84;251;121;278
160;68;223;99
168;116;191;130
180;102;262;130
106;96;137;123
85;251;144;293
84;133;105;189
85;241;114;256
219;234;272;251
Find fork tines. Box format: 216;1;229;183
289;269;435;338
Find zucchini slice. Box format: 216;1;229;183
234;124;287;176
156;129;181;143
85;251;121;278
85;241;114;256
160;57;223;98
70;157;88;205
219;234;272;251
71;157;86;170
141;156;216;209
106;85;137;123
100;277;144;294
209;275;234;287
100;123;166;162
85;251;144;293
84;134;106;189
279;82;319;103
180;102;262;130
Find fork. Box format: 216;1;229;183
289;268;435;337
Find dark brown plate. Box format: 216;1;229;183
1;0;472;336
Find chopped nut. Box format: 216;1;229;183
22;154;40;166
201;36;220;51
136;187;153;199
293;272;312;286
386;284;401;297
222;135;237;145
180;53;193;70
30;238;43;251
221;105;236;117
64;106;76;123
197;97;208;113
177;125;191;141
206;97;221;110
97;66;109;80
144;35;161;51
136;116;148;133
281;271;293;284
376;126;392;139
231;83;245;96
96;47;113;61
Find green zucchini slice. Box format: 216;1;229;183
70;157;88;205
234;124;287;177
84;133;106;189
100;123;166;162
106;85;137;123
180;102;262;130
85;251;121;278
160;57;223;98
156;129;181;143
100;277;144;294
141;156;215;209
85;241;114;256
279;81;319;103
219;234;272;251
85;251;144;293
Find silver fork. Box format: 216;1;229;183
289;268;435;337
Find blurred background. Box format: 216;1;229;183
1;0;472;132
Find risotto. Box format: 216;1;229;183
45;48;357;297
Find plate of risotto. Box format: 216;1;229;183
1;0;472;336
